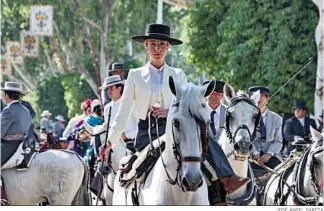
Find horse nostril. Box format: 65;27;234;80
182;177;189;188
234;143;240;150
248;143;253;151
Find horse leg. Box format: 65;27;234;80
104;173;115;205
0;184;9;206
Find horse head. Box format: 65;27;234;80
221;84;261;161
309;126;323;196
167;76;215;192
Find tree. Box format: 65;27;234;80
1;0;190;119
187;0;318;114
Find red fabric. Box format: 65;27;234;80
75;119;85;128
39;141;60;152
83;99;93;107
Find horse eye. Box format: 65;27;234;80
173;119;180;128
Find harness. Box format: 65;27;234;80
223;96;260;159
271;142;323;206
154;101;209;190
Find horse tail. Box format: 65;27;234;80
71;152;92;205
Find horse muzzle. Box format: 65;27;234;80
180;171;203;192
233;141;253;160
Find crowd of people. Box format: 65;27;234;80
1;22;323;205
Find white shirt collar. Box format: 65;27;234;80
207;103;221;114
298;117;305;125
7;100;20;107
148;62;165;72
111;97;121;105
262;109;268;118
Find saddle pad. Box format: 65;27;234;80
119;135;166;182
1;142;25;170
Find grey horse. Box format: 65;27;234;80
1;150;91;205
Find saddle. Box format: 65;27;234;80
118;135;166;186
1;138;37;171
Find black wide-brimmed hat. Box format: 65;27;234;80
110;63;124;71
132;23;183;45
248;86;270;95
203;80;225;93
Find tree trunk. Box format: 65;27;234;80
79;66;100;99
312;0;324;125
12;64;37;90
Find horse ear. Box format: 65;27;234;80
223;83;236;105
250;90;261;105
310;125;322;142
203;79;216;97
169;76;177;96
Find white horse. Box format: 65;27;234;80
218;84;261;205
1;150;91;205
263;126;323;206
112;77;216;205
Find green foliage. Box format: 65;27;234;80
36;74;68;125
187;0;318;114
61;72;97;119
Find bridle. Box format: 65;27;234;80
152;101;209;190
224;96;261;145
308;141;323;205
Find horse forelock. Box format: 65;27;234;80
236;90;248;97
179;83;209;122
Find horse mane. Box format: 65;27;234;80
180;83;209;122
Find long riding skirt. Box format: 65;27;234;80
1;139;23;166
135;116;167;152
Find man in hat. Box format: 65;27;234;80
39;110;53;134
1;81;33;203
53;115;65;140
100;23;250;197
85;75;138;196
283;100;317;156
248;86;283;169
204;80;226;142
101;63;125;106
86;75;138;152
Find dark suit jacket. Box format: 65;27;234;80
283;116;317;141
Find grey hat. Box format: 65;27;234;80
1;81;27;94
99;75;125;90
41;110;52;117
55;115;65;122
